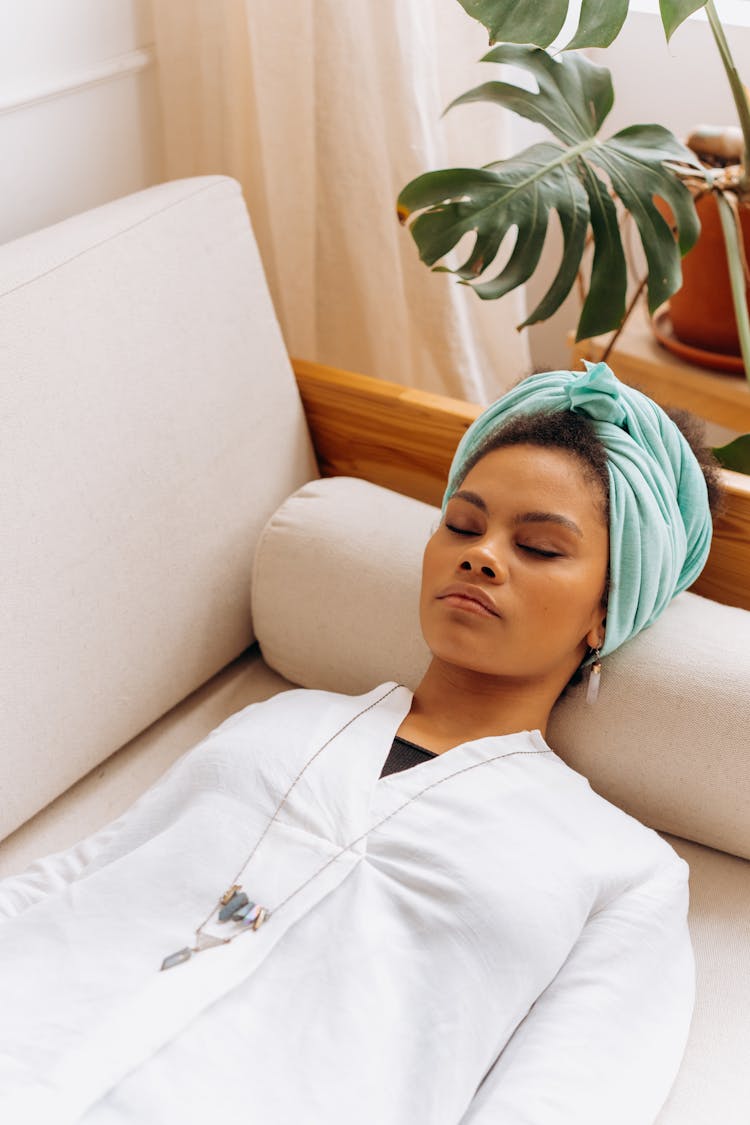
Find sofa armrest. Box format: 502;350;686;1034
292;357;750;614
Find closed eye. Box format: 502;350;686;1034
447;525;562;556
519;544;563;559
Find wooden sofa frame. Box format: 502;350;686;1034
293;359;750;614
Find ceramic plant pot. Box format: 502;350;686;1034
667;188;750;356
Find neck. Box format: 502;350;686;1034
405;659;566;747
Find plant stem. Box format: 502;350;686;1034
601;275;648;363
704;0;750;192
715;190;750;387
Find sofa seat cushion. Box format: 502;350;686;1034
0;646;294;879
656;834;750;1125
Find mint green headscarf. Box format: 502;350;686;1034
443;361;712;659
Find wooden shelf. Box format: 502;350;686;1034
571;312;750;433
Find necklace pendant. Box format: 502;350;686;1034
220;883;242;905
194;932;228;952
249;906;269;931
232;900;255;921
160;946;192;972
240;903;261;927
218;891;249;922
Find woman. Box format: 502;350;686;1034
0;362;721;1124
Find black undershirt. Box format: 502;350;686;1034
379;735;438;779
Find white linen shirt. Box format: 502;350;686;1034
0;682;694;1124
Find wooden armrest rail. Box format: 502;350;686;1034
292;358;478;508
292;359;750;613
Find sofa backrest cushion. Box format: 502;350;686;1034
252;476;750;861
1;175;317;841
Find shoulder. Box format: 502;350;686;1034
206;680;403;739
582;778;691;896
542;747;690;891
160;682;403;797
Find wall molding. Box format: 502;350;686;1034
0;47;155;116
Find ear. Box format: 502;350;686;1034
586;612;606;652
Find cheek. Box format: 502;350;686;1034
419;535;458;621
524;565;606;626
421;532;446;583
418;540;436;605
420;535;443;598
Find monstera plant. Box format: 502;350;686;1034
396;0;750;472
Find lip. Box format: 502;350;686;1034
436;583;501;618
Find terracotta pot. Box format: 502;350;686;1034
666;189;750;356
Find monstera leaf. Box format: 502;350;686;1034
712;434;750;474
397;46;702;340
456;0;707;48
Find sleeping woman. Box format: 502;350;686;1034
0;361;722;1124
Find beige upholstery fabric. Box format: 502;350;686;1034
252;476;750;860
549;597;750;861
251;476;435;693
0;175;318;840
0;646;293;879
656;834;750;1125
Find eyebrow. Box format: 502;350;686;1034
449;490;583;538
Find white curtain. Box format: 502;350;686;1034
151;0;530;401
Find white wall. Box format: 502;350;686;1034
0;0;162;245
522;4;750;370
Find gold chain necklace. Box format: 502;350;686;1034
161;684;402;970
161;685;550;971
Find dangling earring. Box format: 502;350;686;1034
585;647;602;705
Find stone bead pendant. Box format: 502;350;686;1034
215;886;269;929
585;660;602;704
161;947;192;971
218;891;250;922
159;885;270;971
244;905;269;929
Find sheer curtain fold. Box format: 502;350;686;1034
151;0;529;401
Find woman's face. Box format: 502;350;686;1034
420;444;609;686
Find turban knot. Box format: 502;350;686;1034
563;361;628;426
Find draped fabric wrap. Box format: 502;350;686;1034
442;361;713;659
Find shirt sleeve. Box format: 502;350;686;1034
0;700;266;922
459;854;695;1125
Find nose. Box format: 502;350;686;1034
458;541;506;582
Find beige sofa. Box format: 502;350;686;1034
2;175;749;1124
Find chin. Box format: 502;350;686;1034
421;632;504;677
